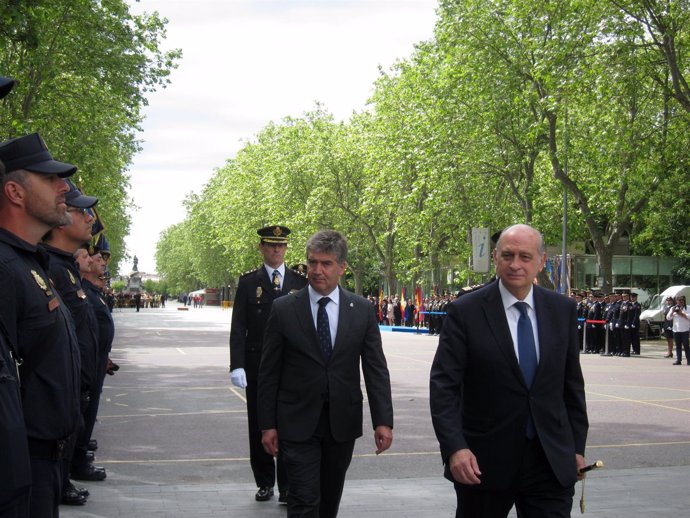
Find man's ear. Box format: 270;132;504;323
3;179;26;206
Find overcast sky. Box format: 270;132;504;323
124;0;439;274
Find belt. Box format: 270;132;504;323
27;438;67;460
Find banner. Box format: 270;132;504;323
472;227;490;273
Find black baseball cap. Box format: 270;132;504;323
0;133;76;177
65;179;98;209
0;76;15;99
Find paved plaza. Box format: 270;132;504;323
62;302;690;517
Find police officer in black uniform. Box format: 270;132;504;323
79;235;116;471
0;133;82;517
229;225;308;503
0;75;32;518
586;292;603;353
41;179;104;506
617;291;632;356
575;292;587;351
630;292;642;355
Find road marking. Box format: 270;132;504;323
587;440;690;448
385;353;433;365
99;409;246;419
586;389;690;413
176;348;186;355
80;441;690;465
228;386;247;403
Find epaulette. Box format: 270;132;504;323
290;264;307;277
455;283;487;298
240;267;260;278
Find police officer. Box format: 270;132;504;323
79;235;116;470
586;292;603;353
630;292;642;355
0;133;82;517
617;291;632;356
41;179;104;504
229;225;308;503
0;75;32;518
575;292;587;350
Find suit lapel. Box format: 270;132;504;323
481;282;526;385
332;288;352;354
292;288;325;361
532;286;551;379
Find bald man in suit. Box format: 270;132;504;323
258;229;393;518
430;224;588;518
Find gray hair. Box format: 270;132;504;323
497;224;545;255
306;229;348;263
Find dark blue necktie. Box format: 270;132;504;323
317;297;332;361
515;301;537;439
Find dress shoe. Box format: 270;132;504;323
255;487;274;501
87;439;98;451
61;484;87;505
85;450;95;462
278;491;288;504
673;361;681;365
72;464;107;481
76;486;90;498
664;354;673;358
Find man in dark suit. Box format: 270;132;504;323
258;229;394;518
229;225;307;503
430;224;588;518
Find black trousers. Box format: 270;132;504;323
28;457;61;518
631;325;640;354
454;438;575;518
280;405;356;518
73;350;108;470
245;378;287;491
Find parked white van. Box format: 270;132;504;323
639;285;690;338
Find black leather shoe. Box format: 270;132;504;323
673;361;681;365
76;486;90;498
72;464;107;481
87;439;98;451
62;486;87;505
255;487;274;501
85;450;95;462
278;491;288;504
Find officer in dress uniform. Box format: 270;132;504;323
0;75;32;518
586;292;603;353
617;291;632;357
229;225;308;503
0;133;82;517
575;292;587;351
630;292;642;355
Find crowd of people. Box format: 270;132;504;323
0;75;118;517
574;290;642;357
366;294;456;334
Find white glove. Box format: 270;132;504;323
231;368;247;389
